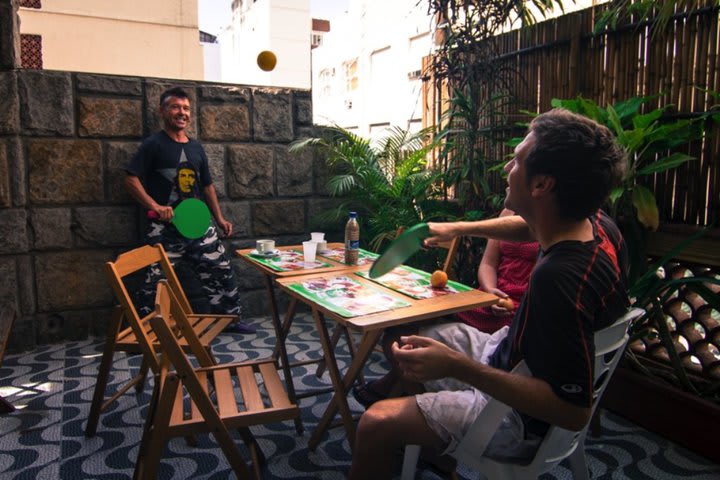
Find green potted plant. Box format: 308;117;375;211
290;125;459;271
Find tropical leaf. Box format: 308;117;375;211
636;153;696;175
632;185;659;231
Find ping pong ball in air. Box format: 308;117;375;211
257;50;277;71
430;270;448;289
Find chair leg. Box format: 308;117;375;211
86;307;123;437
568;444;590;480
401;445;421;480
135;358;150;393
134;377;175;480
238;427;266;479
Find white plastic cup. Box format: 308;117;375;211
311;232;325;242
315;240;328;252
302;241;317;263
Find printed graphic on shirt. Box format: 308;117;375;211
167;150;201;206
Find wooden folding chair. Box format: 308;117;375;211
85;243;234;436
0;306;16;414
134;281;299;480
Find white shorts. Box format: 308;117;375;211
415;322;541;461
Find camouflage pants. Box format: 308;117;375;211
137;221;241;317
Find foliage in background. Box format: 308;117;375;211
290;126;460;271
594;0;720;36
423;0;567;281
550;95;709;283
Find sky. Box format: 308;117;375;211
198;0;350;36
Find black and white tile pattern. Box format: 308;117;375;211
1;314;718;479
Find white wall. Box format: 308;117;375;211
311;0;434;140
219;0;311;89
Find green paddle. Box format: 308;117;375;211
369;223;430;278
147;198;212;239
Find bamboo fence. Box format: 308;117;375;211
422;4;720;229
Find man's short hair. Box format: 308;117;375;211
159;87;190;107
526;109;627;220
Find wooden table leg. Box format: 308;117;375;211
272;297;298;361
309;313;382;451
264;275;304;435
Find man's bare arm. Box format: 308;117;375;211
124;174;173;221
425;215;535;246
393;336;590;431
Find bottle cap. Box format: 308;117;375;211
349;211;357;218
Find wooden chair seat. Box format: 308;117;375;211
160;360;295;435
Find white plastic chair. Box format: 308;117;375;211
401;308;643;480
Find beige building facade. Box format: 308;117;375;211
18;0;204;80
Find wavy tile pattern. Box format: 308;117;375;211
0;314;718;479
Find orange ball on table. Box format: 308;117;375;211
430;270;448;289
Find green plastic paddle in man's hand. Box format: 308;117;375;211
147;198;212;240
369;223;430;278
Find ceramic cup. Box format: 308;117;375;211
302;241;317;263
256;239;275;253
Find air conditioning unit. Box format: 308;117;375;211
407;69;421;80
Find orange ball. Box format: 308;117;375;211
430;270;448;289
497;298;514;310
257;50;277;71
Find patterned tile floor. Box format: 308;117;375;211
0;314;718;480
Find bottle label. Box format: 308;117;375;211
347;240;360;249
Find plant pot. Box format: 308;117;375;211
601;366;720;463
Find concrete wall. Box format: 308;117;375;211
18;0;204;80
0;66;340;352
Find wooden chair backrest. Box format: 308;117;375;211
104;244;194;373
150;281;223;418
0;306;15;366
154;280;215;368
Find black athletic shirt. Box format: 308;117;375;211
488;211;629;435
125;131;212;208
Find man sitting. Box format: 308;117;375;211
348;109;629;479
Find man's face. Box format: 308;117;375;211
160;96;191;132
178;168;196;193
503;131;536;215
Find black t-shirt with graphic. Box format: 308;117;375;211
125;131;212;208
488;211;629;435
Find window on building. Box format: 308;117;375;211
343;58;358;93
311;34;323;49
20;34;43;69
319;68;334;97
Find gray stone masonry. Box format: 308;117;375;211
0;69;336;351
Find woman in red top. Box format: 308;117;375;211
456;209;539;333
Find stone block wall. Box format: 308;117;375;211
0;69;337;351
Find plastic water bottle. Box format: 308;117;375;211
344;211;360;265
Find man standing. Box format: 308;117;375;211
348;109;629;478
125;87;255;334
